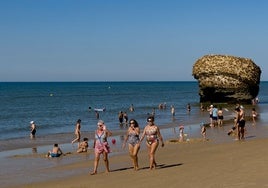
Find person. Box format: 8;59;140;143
118;111;124;125
77;137;89;153
30;121;36;139
72;119;81;145
178;125;184;142
217;107;224;127
90;120;111;175
200;103;205;111
95;111;100;119
99;120;112;136
252;108;258;124
200;123;206;141
207;105;213;127
47;143;63;158
211;105;218;127
129;104;135;112
227;117;237;136
235;107;246;140
139;116;164;170
187;103;191;113
122;119;140;170
123;112;128;124
171;105;175;116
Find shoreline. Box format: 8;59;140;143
1;103;268;187
2;118;268;188
9;131;268;188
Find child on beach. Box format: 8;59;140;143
201;123;206;141
227;117;237;136
77;137;89;153
179;125;184;142
252;108;258;125
47;143;63;158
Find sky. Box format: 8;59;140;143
0;0;267;82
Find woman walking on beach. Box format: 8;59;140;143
90;120;111;175
139;116;164;170
72;119;81;146
122;119;140;170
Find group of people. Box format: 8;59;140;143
207;105;224;127
118;111;129;125
90;116;164;174
45;116;164;175
33;101;259;175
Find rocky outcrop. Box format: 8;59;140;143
192;54;261;104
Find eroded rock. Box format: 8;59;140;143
192;54;261;103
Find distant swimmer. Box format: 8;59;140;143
129;104;135;112
30;121;36;139
94;108;106;112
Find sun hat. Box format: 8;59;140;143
97;120;104;125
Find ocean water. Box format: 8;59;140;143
0;82;200;140
0;81;268;148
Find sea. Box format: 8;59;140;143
0;81;203;141
1;81;268;147
1;81;268;187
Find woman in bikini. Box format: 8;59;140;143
71;119;81;146
90;120;111;175
139;116;164;170
122;119;140;170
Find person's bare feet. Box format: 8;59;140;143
90;171;97;175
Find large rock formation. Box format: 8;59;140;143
192;54;261;104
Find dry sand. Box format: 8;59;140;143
13;136;268;188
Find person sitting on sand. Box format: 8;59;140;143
227;117;237;136
77;137;89;153
47;143;63;157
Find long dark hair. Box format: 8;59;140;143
129;119;139;128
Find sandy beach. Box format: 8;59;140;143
2;103;268;188
8;122;268;188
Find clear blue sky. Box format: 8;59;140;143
0;0;267;81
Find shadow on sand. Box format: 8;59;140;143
111;163;183;172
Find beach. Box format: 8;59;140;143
3;116;268;188
1;82;268;187
10;133;268;188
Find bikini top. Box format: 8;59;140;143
145;126;158;139
95;131;107;143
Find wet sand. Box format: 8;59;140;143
2;104;268;188
10;129;268;188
